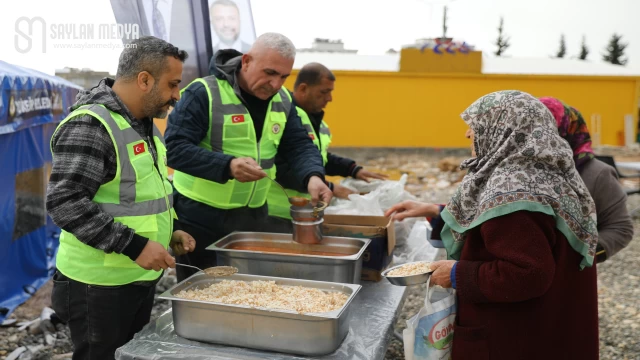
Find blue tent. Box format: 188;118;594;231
0;60;81;321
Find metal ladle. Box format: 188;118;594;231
175;263;238;277
263;174;312;207
245;160;310;207
245;161;298;202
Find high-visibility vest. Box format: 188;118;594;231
52;104;175;286
172;76;291;209
267;106;332;219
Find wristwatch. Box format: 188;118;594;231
595;244;607;264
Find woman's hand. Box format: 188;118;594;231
384;200;440;221
429;260;457;288
170;230;196;256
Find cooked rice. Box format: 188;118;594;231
176;280;348;313
387;262;432;277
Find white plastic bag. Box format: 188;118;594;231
400;220;438;261
326;174;416;216
339;177;384;193
403;277;457;360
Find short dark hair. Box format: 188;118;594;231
116;36;188;81
294;62;335;90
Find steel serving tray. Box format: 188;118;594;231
207;232;371;284
158;272;361;356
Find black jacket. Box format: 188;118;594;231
274;97;360;192
165;50;325;231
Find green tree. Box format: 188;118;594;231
603;33;628;65
555;34;566;58
578;35;589;60
494;17;510;57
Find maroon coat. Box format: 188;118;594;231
452;211;599;360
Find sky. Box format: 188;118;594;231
1;0;639;75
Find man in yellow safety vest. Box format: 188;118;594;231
266;63;387;227
46;36;195;360
165;33;333;281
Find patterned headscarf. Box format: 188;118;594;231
440;90;598;268
539;97;595;170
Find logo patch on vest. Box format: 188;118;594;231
309;133;315;140
272;123;281;134
231;115;245;123
133;142;146;155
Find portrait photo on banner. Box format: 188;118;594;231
208;0;256;54
110;0;218;85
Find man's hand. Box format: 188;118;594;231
429;260;456;288
333;183;356;199
384;200;440;221
135;241;176;271
307;176;333;205
356;169;389;183
229;157;267;182
170;230;196;256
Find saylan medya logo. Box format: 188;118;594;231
424;313;455;350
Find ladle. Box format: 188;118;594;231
263;174;311;207
175;263;238;277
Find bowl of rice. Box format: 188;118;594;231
381;261;433;286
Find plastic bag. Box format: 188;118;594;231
394;220;438;261
326;174;416;216
339;178;385;193
403;277;457;360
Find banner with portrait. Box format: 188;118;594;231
109;0;256;86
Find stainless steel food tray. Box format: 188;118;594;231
158;272;361;356
207;232;371;284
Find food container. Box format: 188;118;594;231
290;203;326;244
291;218;323;244
158;273;361;356
208;232;370;284
289;202;325;221
381;261;434;286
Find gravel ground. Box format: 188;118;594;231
0;273;177;360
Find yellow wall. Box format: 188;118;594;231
285;71;640;147
400;48;483;74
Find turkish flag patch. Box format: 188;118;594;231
133;142;146;155
231;114;245;123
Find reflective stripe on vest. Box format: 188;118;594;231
267;106;332;219
172;76;290;209
53;104;174;286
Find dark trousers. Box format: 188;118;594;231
50;270;155;360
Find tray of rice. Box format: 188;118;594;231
158;273;361;356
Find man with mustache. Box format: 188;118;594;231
46;36;195;359
267;63;388;225
210;0;252;54
165;32;332;281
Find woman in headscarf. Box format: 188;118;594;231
539;97;633;263
385;90;599;360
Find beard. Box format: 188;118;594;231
143;84;175;119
